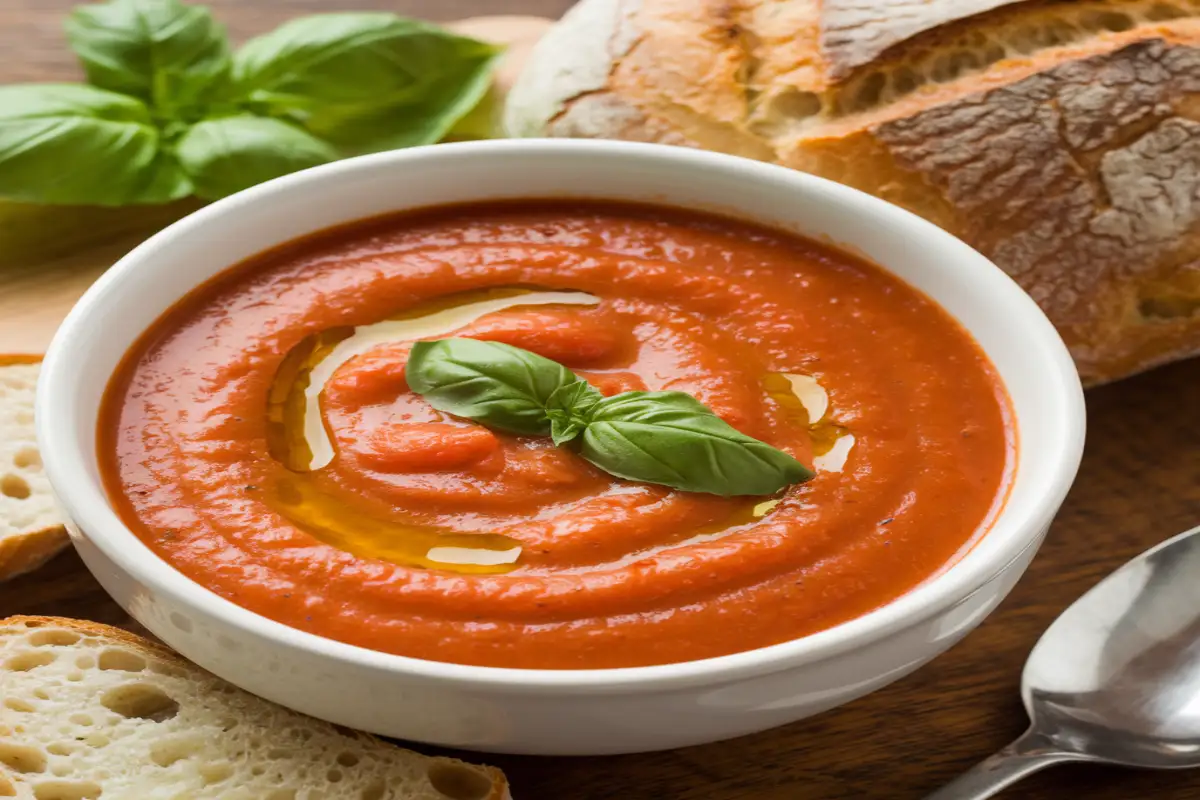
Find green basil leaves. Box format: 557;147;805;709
406;339;815;497
0;84;191;205
233;14;502;154
1;0;503;206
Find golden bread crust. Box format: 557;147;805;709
0;524;69;581
508;0;1200;383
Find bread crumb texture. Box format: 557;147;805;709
0;359;68;580
0;617;504;800
514;0;1200;382
0;362;56;539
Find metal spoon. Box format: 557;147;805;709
926;524;1200;799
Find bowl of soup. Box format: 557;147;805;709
38;140;1084;755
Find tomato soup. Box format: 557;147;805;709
99;202;1012;669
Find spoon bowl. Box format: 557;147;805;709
1025;524;1200;769
928;524;1200;798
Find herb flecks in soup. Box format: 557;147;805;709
100;202;1012;669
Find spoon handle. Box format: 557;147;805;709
923;729;1079;800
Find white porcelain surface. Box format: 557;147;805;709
38;140;1086;755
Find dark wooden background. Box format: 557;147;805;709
2;1;1199;798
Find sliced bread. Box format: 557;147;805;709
0;616;510;800
0;357;68;581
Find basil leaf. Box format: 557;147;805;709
0;84;191;206
231;13;503;153
545;381;604;446
65;0;231;112
175;115;338;200
580;392;814;496
306;45;502;152
406;338;581;437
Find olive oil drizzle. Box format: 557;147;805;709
264;288;599;574
266;473;521;574
762;371;856;475
269;288;601;472
260;289;853;573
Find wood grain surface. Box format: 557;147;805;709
2;2;1199;798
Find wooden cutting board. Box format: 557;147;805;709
2;4;1199;800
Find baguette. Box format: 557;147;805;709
0;616;510;800
506;0;1200;385
0;357;68;581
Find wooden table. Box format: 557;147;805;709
2;2;1199;798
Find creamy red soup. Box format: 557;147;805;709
99;201;1013;669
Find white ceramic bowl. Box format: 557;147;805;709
38;140;1085;756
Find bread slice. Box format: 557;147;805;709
0;357;68;581
0;616;510;800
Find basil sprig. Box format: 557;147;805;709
0;0;502;206
407;339;815;497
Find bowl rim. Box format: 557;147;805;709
38;138;1086;693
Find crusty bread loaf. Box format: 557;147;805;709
505;0;1200;385
0;616;509;800
0;357;67;581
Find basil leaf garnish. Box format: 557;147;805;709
406;339;583;437
174;115;338;200
580;392;814;496
0;84;191;206
231;14;503;153
405;339;815;496
65;0;232;112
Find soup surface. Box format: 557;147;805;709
100;201;1012;669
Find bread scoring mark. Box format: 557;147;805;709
820;0;1023;78
874;39;1200;376
736;0;1200;139
828;0;1200;120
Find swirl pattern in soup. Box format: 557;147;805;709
100;202;1012;669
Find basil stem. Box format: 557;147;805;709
545;381;604;446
